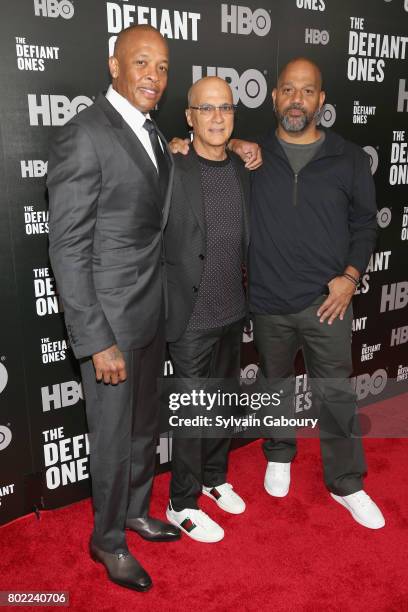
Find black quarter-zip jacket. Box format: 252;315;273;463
249;128;378;315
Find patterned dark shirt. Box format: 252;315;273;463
187;154;245;330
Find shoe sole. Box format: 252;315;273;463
202;489;246;514
165;511;224;543
125;527;181;542
264;481;289;498
330;493;385;529
90;550;152;592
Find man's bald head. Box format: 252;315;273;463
108;24;169;113
185;77;235;159
278;57;323;91
113;24;168;61
272;57;325;137
187;76;233;107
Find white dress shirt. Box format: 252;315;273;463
105;85;159;171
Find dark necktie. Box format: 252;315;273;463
143;118;169;197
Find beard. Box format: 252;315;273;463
275;103;319;133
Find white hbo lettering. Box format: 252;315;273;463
377;207;392;229
221;5;271;36
380;282;408;313
0;426;12;452
20;160;48;178
304;29;329;45
319;104;336;128
33;0;74;19
0;363;8;394
351;369;387;401
296;0;325;11
41;381;84;412
397;79;408;113
391;326;408;347
192;66;267;108
27;94;93;127
363;146;379;175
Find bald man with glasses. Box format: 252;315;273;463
164;77;251;543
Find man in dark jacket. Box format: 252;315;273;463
47;26;180;592
235;57;385;529
165;77;250;542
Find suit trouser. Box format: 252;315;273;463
169;319;243;511
253;295;366;496
80;315;165;554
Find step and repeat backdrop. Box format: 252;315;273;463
0;0;407;525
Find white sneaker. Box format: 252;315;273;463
330;490;385;529
264;461;291;497
166;503;224;543
202;483;246;514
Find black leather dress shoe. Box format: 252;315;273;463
126;516;181;541
90;542;152;591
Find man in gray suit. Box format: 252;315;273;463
47;25;180;592
165;77;250;543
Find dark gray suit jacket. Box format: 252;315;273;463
165;148;250;343
47;94;174;359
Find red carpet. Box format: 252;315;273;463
1;437;407;611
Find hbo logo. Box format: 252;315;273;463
0;426;12;452
319;103;336;128
28;94;93;126
192;66;267;108
241;363;259;385
351;369;387;401
0;363;8;394
221;4;271;36
242;320;253;343
363;146;379;175
33;0;74;19
305;28;329;45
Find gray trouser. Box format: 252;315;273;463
80;316;165;554
253;296;366;496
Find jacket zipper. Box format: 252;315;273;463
293;173;298;206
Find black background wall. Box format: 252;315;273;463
0;0;407;525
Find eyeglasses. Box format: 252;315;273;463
189;104;237;115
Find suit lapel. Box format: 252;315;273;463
230;153;250;248
96;94;161;200
178;149;206;236
156;123;174;229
